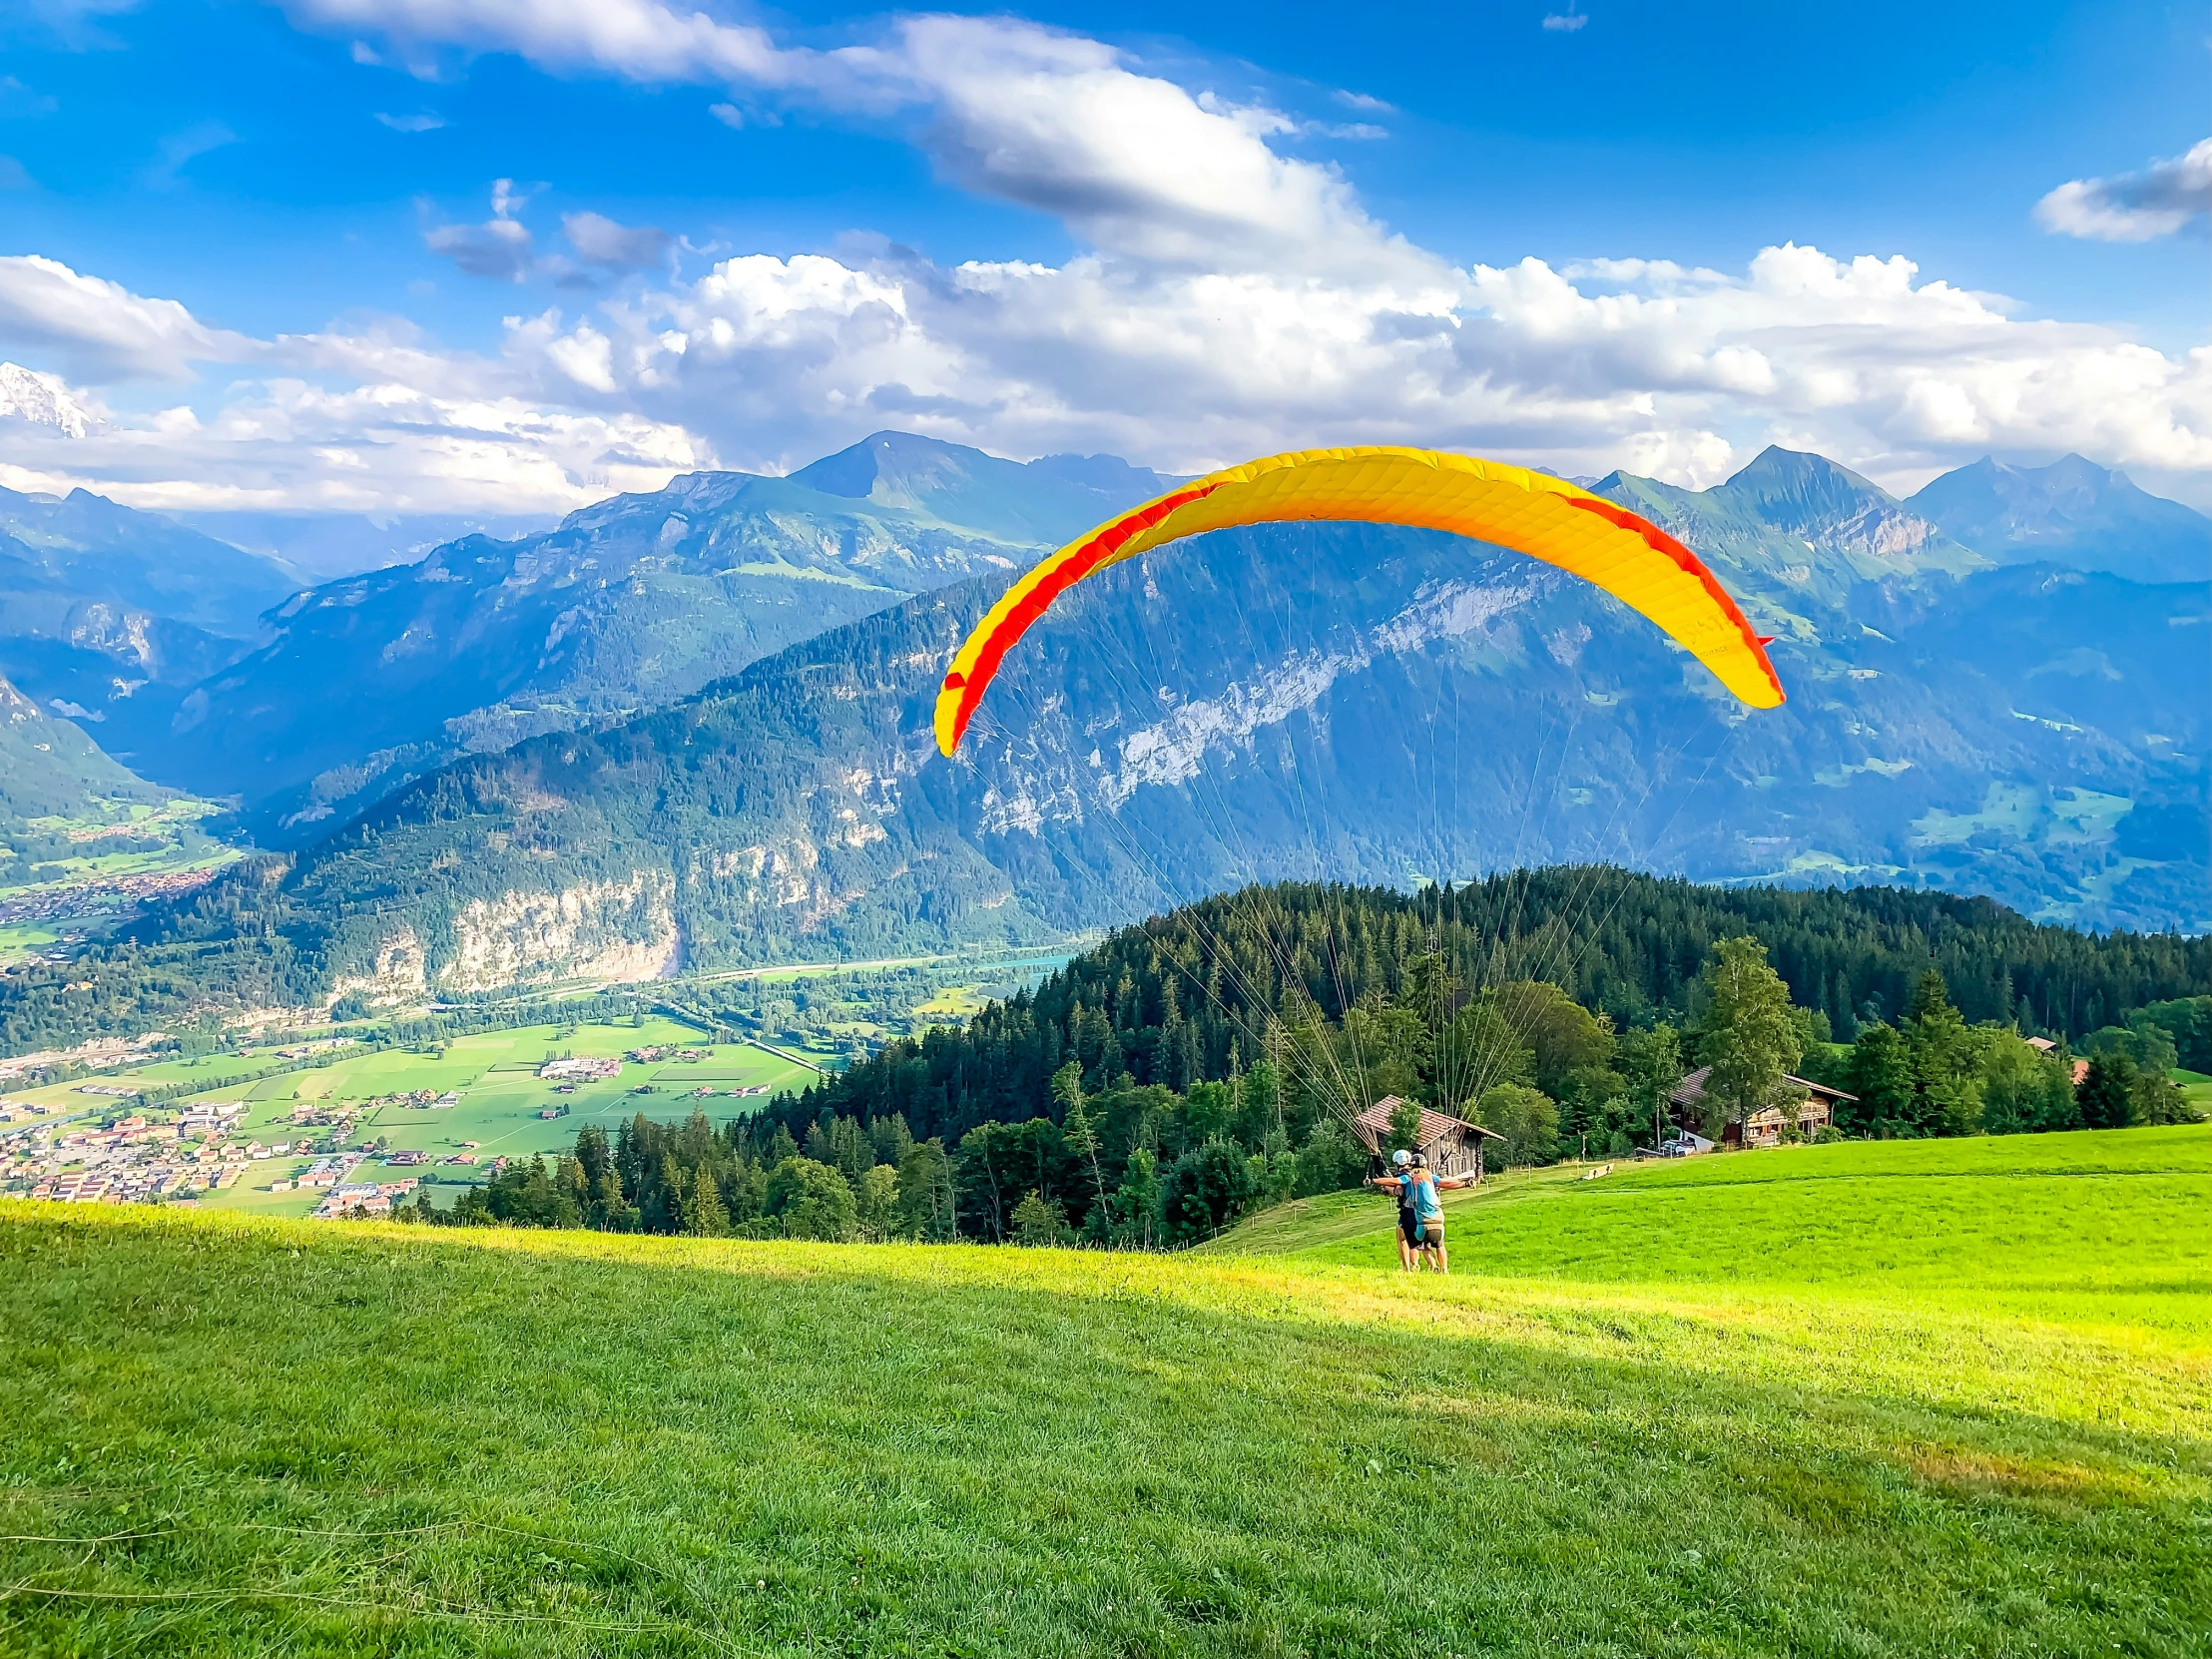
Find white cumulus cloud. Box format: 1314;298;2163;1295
2036;138;2212;242
288;1;1417;276
0;256;704;514
0;255;254;381
0;8;2204;517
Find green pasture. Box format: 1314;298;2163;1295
1218;1126;2212;1333
195;1173;326;1221
3;1125;2206;1657
0;922;58;961
176;1022;814;1216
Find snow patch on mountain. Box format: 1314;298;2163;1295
0;362;96;437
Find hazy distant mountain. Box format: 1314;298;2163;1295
128;436;1176;833
791;430;1184;546
175;508;560;583
1909;454;2211;584
0;486;300;751
1598;447;1987;614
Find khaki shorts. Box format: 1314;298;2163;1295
1416;1220;1444;1247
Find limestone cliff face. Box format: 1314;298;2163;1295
324;929;428;1008
429;873;681;993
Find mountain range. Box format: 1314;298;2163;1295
58;434;1176;837
0;432;2204;1039
0;484;300;741
1909;455;2212;585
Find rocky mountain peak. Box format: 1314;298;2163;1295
0;362;94;438
791;431;1170;545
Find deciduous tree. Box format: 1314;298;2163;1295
1695;936;1804;1133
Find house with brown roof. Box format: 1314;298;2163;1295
1349;1096;1505;1179
1669;1066;1856;1149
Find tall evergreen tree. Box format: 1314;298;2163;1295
2076;1054;2137;1130
1903;970;1982;1135
1617;1022;1684;1148
684;1165;729;1237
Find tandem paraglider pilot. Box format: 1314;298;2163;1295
1370;1151;1477;1274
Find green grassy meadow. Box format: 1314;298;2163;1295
2;1125;2206;1656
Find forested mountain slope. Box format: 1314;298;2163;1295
0;674;167;829
130;434;1176;834
777;871;2212;1155
0;437;2204;1047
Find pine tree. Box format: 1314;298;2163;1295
1055;1061;1109;1225
1842;1024;1915;1134
1010;1188;1068;1247
1386;1094;1424;1157
684;1165;728;1237
2076;1053;2137;1129
1617;1022;1684;1147
1900;969;1981;1135
1115;1148;1160;1249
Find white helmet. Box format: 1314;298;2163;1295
1391;1149;1411;1167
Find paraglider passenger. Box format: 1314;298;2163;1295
1373;1151;1476;1273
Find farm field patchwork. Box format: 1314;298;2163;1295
0;798;241;962
9;1020;821;1219
0;1124;2205;1656
206;1021;817;1215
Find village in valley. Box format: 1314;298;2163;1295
0;948;1070;1221
0;1021;819;1221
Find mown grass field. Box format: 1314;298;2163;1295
2;1126;2206;1656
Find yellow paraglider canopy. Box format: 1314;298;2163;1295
932;445;1783;756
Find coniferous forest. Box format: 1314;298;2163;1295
403;868;2212;1247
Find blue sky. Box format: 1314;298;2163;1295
0;0;2205;518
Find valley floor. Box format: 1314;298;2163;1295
2;1126;2206;1656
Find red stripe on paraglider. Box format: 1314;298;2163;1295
1561;496;1783;701
945;483;1222;750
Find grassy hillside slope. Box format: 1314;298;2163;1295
1218;1128;2209;1308
3;1128;2207;1656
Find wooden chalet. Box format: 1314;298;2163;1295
1668;1065;1857;1149
1350;1096;1505;1179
